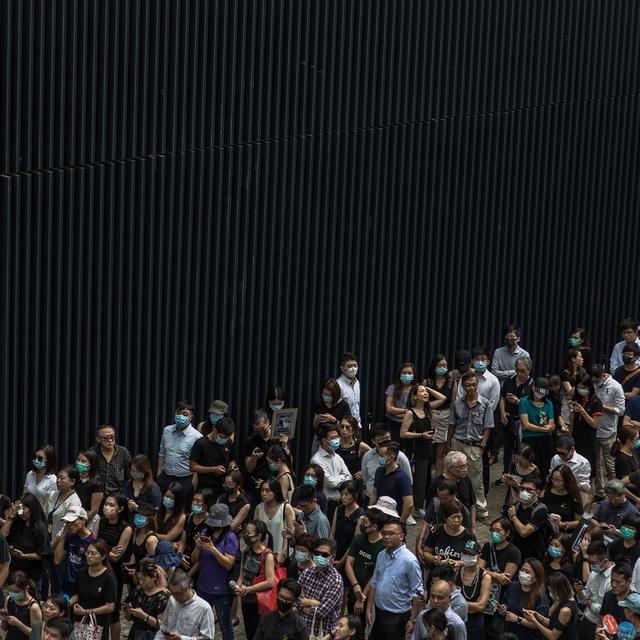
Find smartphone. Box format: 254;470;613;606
122;603;131;611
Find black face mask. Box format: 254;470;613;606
243;534;255;545
223;486;235;495
277;599;293;614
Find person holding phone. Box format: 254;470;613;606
1;570;42;640
124;558;169;640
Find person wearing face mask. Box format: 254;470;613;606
456;347;501;411
310;424;352;522
156;400;203;503
385;362;418;442
191;504;239;640
125;503;159;580
156;482;186;542
567;326;593;369
543;534;575;581
73;448;104;525
522;572;577;640
548;434;592;495
90;424;132;496
266;444;295;502
506;474;550;561
313;379;352;433
177;489;211;577
299;465;329;514
615;425;640;481
336;352;362;431
286;532;317;580
499;558;549;639
264;385;288;418
370;442;413;525
491;325;531;383
216;471;250;533
591;364;627;498
345;509;385;620
613;343;640;401
23;445;58;507
574;542;614;639
519;376;556;479
122;455;163;512
569;374;603;480
189;416;235;501
608;513;640;567
330;481;365;571
542;464;584;534
197;399;229;436
289;485;331;539
1;570;42;640
455;540;491;640
297;539;344;635
610;318;640;373
253;578;308;640
244;409;277;503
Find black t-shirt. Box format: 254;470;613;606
76;478;104;511
480;541;521;572
218;492;250;519
125;586;169;633
601;590;627;623
426;474;476;510
75;568;118;640
190;437;233;492
501;376;533;417
614;366;640;392
512;502;549;561
608;538;640;567
244;434;277;483
616;451;640;480
423;525;476;561
183;513;209;555
312;398;351;422
6;523;48;581
542;492;583;524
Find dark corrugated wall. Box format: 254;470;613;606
1;0;639;496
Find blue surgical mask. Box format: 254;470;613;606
215;437;228;445
329;438;340;450
32;458;46;470
133;514;148;528
435;367;448;376
270;402;284;411
548;546;563;558
590;563;601;574
313;554;330;567
175;414;190;428
191;504;203;514
162;497;175;509
473;361;487;372
303;475;317;487
8;591;23;602
377;456;387;466
295;550;309;563
209;413;222;424
322;394;334;404
400;373;414;384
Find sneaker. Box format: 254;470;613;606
406;514;417;525
476;514;492;526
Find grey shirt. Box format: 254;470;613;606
361;448;413;498
491;345;530;383
449;396;494;443
155;593;216;640
303;506;331;538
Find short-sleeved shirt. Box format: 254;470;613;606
62;532;96;594
75;567;118;640
6;522;48;581
450;396;494;443
519;396;555;437
244;434;277;483
217;492;250;519
511;502;549;561
423;525;476;561
76;478;104;511
626;397;640;421
189;436;232;494
426;474;476;511
596;499;640;529
616;452;640;480
90;445;132;495
542;491;583;524
608;539;640;567
501;376;533;417
373;466;412;512
197;531;239;595
348;533;385;587
480;541;521;572
614;366;640;393
385;385;411;422
312;398;351;422
159;425;202;477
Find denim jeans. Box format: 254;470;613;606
197;589;234;640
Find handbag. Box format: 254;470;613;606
73;614;103;640
251;548;287;615
308;607;324;640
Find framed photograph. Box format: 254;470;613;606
271;408;298;439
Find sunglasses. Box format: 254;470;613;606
314;551;332;558
34;455;45;462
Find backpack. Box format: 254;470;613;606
531;502;560;543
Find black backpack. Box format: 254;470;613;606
530;502;560;543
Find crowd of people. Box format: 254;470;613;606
2;319;640;640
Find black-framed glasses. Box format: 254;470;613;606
100;434;116;441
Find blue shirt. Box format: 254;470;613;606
627;396;640;422
370;544;423;613
374;466;412;512
303;506;331;538
159;425;202;476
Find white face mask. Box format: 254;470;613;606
461;554;477;567
519;489;534;502
518;571;534;586
345;366;358;379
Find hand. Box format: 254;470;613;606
506;505;516;518
522;610;537;623
128;607;146;619
163;633;181;640
353;471;362;481
504;612;519;624
181;555;192;570
235;585;249;597
73;604;87;616
495;572;511;586
507;393;519;404
595;628;609;640
112;545;124;556
252;448;264;459
8;502;19;519
549;513;561;523
212;465;226;475
500;413;509;425
433;555;443;565
9;548;23;558
405;619;415;635
354;599;364;614
320;414;338;423
127;500;138;512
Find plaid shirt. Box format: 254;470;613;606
91;445;131;495
298;566;343;634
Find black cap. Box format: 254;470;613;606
533;377;549;395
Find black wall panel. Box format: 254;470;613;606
1;1;640;495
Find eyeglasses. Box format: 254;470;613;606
314;551;332;558
100;435;116;441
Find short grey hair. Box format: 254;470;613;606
516;356;533;371
444;451;467;471
168;568;192;590
605;479;625;496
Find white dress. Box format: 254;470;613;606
24;471;57;506
254;501;286;554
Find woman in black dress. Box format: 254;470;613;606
74;449;104;524
336;416;370;499
330;481;364;571
1;571;42;640
70;540;118;640
569;375;603;476
124;558;169;640
522;572;576;640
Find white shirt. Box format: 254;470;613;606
310;447;352;500
155;593;216;640
548;450;591;492
593;375;626;438
361;448;414;498
610;338;640;372
337;374;361;428
583;564;612;623
24;471;57;506
457;369;501;411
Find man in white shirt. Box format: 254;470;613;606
310;422;352;520
336;351;362;430
457;346;500;410
490;324;531;384
549;434;592;494
610;318;640;372
591;364;626;496
575;542;613;638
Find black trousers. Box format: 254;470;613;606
370;607;410;640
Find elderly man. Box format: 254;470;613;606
426;451;477;528
594;480;639;535
156;569;215;640
448;372;494;525
414;578;467;640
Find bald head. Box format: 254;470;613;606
429;579;451;612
